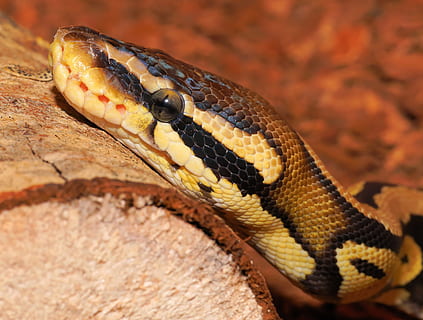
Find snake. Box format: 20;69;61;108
48;26;423;318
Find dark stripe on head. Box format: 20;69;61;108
93;50;147;103
102;33;283;145
92;51;191;127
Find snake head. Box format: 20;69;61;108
49;26;188;146
49;26;284;189
49;26;204;180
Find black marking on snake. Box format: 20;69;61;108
94;51;145;103
350;258;386;279
246;134;342;299
93;50;178;146
295;140;401;252
94;51;189;126
353;182;395;209
106;37;284;154
198;183;213;193
406;271;423;305
264;191;343;299
402;214;423;305
401;254;409;264
305;141;400;297
404;214;423;253
171;115;265;197
256;136;402;299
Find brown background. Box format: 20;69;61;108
1;1;422;319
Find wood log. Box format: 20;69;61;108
0;15;279;320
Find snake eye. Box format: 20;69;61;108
150;88;184;122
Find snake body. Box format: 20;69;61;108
48;26;423;317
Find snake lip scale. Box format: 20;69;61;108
48;26;423;318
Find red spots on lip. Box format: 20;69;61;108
80;82;88;92
98;95;109;103
116;104;126;114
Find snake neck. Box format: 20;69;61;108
226;131;402;302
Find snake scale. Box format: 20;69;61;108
48;26;423;318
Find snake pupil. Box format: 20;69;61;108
150;88;184;122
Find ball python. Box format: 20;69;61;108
48;26;423;318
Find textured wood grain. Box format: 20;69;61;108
0;179;279;320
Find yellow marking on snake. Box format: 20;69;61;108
177;166;317;282
375;186;423;232
336;240;399;302
192;108;283;184
392;236;422;287
49;26;423;319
